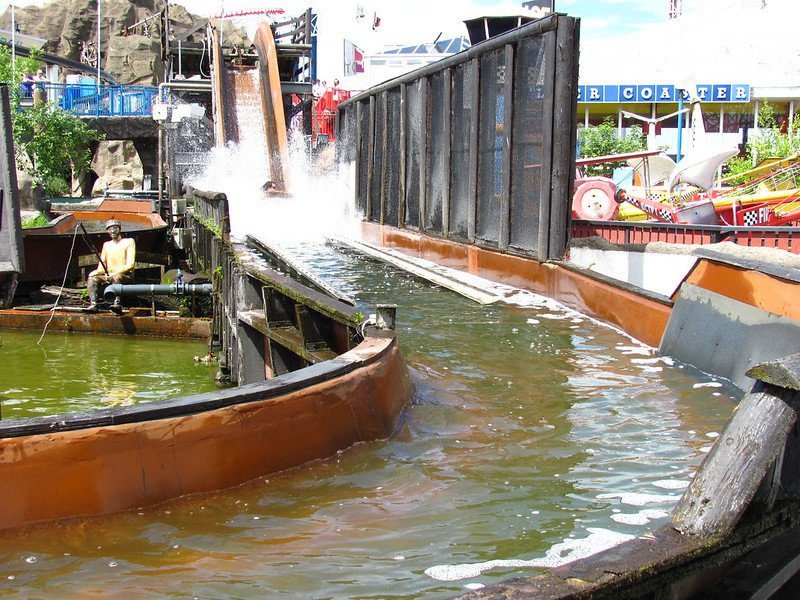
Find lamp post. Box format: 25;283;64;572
97;0;101;86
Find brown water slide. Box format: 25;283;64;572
210;22;290;192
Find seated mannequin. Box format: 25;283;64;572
87;219;136;311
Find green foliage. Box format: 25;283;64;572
21;212;49;228
723;102;800;183
353;311;365;325
13;102;104;196
578;117;646;177
746;102;800;164
42;174;71;197
0;46;44;93
196;215;223;238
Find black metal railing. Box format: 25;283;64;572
572;219;800;254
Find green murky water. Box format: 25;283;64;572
0;244;737;598
0;331;218;419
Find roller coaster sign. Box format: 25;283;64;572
578;83;750;103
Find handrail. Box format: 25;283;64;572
14;82;158;117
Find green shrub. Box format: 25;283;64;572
578;117;646;177
42;175;71;197
21;212;49;228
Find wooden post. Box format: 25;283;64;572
467;59;480;243
673;353;800;538
548;15;580;260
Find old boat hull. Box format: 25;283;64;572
20;203;168;284
0;334;409;530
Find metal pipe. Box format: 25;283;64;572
158;80;213;103
104;282;213;302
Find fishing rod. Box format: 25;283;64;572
78;223;110;275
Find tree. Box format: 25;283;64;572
578;117;646;177
0;47;104;196
0;46;43;91
13;103;103;196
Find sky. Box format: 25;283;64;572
178;0;674;81
0;0;787;84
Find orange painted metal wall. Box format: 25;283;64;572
362;222;671;347
0;336;410;530
682;261;800;322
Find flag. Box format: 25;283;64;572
343;39;365;76
372;12;381;30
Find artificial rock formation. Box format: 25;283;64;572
91;140;144;194
105;34;163;85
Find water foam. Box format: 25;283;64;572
424;528;634;581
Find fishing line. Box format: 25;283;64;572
37;224;79;345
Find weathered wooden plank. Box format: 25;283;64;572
672;383;799;537
295;304;331;352
236;320;267;385
747;352;800;392
239;310;337;364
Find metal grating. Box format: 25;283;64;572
475;48;506;246
384;89;402;226
449;61;476;240
509;37;547;255
357;101;370;215
370;93;387;222
426;72;447;233
405;80;424;228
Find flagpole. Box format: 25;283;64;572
11;4;15;83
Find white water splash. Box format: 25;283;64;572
610;509;669;525
597;492;680;506
424;528;634;582
652;479;690;490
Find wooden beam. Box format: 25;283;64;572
673;382;800;537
